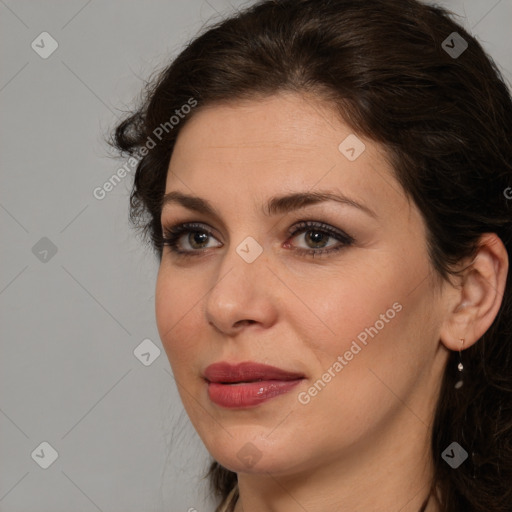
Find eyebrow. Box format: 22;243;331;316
161;190;376;218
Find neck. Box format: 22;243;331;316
233;407;439;512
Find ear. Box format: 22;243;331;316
439;233;509;351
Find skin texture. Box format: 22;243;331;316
155;92;508;512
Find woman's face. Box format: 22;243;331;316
155;92;449;476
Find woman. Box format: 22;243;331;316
111;0;512;510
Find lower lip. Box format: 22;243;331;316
207;379;303;408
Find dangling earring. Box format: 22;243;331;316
455;338;464;389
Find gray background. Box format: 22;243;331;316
1;1;510;511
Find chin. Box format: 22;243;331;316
201;427;310;475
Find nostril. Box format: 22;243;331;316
234;319;255;327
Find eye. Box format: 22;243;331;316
161;222;222;255
286;221;354;257
160;220;354;259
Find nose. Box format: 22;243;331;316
204;245;278;336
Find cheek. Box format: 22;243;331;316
155;265;204;367
290;255;430;400
289;304;421;451
294;263;402;358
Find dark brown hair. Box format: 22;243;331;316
111;0;512;510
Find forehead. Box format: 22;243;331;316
165;93;407;218
171;93;347;160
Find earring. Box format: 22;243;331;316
455;338;464;389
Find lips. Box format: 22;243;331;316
203;362;305;408
204;361;304;383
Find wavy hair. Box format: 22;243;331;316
110;1;512;510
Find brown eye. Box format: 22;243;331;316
188;231;210;249
162;223;222;255
287;221;355;258
302;230;332;249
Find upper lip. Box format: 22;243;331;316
203;361;305;383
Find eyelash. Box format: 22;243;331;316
160;221;355;259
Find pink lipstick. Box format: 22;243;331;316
204;361;304;408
